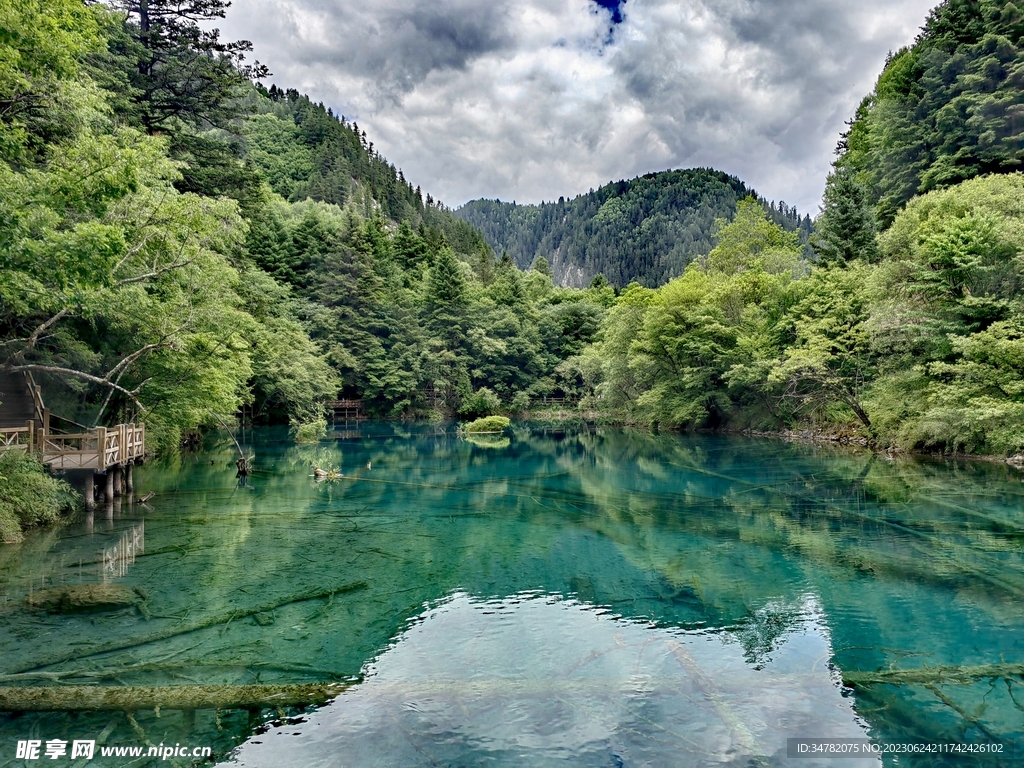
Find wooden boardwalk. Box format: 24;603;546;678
0;421;145;467
39;423;146;470
327;399;364;422
0;372;145;505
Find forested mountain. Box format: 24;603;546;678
2;0;1021;476
242;87;488;259
567;0;1024;456
457;170;813;287
816;0;1024;250
0;0;612;459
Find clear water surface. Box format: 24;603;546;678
0;424;1022;766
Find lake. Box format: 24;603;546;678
0;424;1022;766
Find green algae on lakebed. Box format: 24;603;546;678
0;423;1021;766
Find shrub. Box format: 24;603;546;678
0;451;78;543
459;387;502;419
465;415;511;433
509;391;531;415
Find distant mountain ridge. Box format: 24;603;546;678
457;169;812;287
245;85;489;259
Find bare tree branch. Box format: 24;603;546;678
3;308;71;364
5;365;148;411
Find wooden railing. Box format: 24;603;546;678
0;422;34;452
532;395;579;405
25;371;47;427
39;431;99;470
1;422;145;470
327;399;364;421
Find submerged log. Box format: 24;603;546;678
843;663;1024;687
0;682;350;712
12;580;367;675
27;585;146;614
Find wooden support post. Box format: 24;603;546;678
126;462;134;494
25;420;34;451
96;427;106;471
83;474;95;509
113;465;122;497
104;471;114;502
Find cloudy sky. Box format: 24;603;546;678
220;0;937;214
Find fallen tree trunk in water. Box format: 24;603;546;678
11;580;367;675
0;682;351;712
843;663;1024;687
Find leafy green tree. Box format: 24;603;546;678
632;269;738;427
235;268;339;423
918;319;1024;453
459;387;501;418
707;198;802;274
590;282;655;413
870;173;1024;452
0;0;102;161
768;265;877;431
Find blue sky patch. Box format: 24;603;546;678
592;0;625;25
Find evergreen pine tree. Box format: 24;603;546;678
426;248;468;348
814;165;879;264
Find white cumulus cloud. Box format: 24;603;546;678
220;0;937;214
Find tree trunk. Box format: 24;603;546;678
0;682;350;712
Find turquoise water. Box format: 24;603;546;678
0;424;1022;766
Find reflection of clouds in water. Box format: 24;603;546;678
227;591;876;767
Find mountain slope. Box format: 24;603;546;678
831;0;1024;228
245;86;488;258
456;169;812;287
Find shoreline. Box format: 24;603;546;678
515;408;1024;469
733;427;1024;470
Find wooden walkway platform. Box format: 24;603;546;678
0;372;145;505
1;422;143;465
327;399;364;422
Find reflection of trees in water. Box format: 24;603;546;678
1;425;1020;756
533;428;1023;751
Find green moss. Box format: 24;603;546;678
464;416;511;433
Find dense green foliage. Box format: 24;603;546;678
577;174;1024;455
457;170;812;287
237;191;614;417
464;415;511;433
0;450;77;542
3;0;1021;464
822;0;1024;231
0;0;337;452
